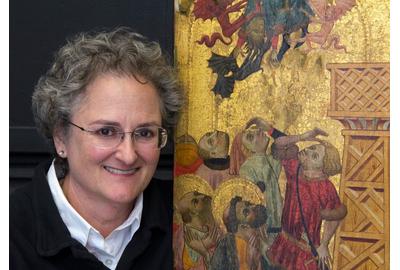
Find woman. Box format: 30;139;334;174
10;28;183;270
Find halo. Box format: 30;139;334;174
173;174;213;207
212;178;265;230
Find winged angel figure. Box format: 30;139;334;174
293;0;356;52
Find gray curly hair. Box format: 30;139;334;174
32;27;183;140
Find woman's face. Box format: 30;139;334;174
54;73;162;207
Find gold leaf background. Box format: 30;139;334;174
174;0;390;189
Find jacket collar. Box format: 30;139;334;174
32;160;170;257
140;176;171;233
32;160;76;256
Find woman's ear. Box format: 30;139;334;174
53;126;68;158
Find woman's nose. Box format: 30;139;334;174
115;135;138;164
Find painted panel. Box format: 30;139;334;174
173;1;389;269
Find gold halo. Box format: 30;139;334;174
174;174;213;207
212;178;265;230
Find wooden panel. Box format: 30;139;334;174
328;63;390;269
333;133;389;270
327;63;389;119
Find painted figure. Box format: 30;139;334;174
175;134;203;177
264;127;347;270
195;130;233;189
210;179;272;270
229;131;248;176
193;0;261;47
174;174;221;270
239;125;283;249
197;0;314;98
292;0;356;52
210;196;268;270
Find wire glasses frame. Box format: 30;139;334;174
67;121;168;149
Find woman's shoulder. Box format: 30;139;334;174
10;183;34;214
145;178;173;206
10;160;53;228
9;183;36;243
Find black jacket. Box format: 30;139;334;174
10;161;173;270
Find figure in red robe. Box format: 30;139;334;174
246;118;347;270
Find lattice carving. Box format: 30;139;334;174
336;237;385;270
333;132;389;270
327;62;390;270
327;63;390;120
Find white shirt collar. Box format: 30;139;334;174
47;160;143;269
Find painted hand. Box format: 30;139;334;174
201;224;220;249
300;127;328;141
184;227;208;258
317;243;332;270
245;117;274;132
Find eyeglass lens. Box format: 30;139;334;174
93;126;167;149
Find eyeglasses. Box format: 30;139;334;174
67;121;168;149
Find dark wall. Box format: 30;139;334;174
10;0;175;191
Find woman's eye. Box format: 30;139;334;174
96;127;117;137
243;208;250;217
136;128;155;138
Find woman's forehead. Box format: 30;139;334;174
71;73;161;123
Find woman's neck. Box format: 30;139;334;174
61;177;134;238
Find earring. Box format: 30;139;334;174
58;150;65;157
